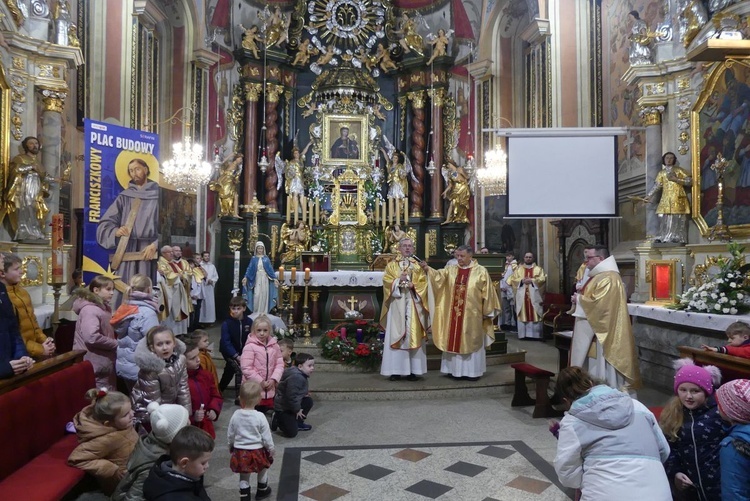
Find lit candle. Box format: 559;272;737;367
279;266;285;281
286;198;291;223
382;200;387;229
291;267;297;283
305;267;311;280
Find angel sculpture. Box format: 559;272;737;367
275;141;312;222
292;39;320;66
396;12;425;57
337;298;368;320
355;46;379;72
441;160;471;224
209;154;244;218
260;6;289;48
381;136;417;224
426;28;453;66
278;220;310;264
375;43;398;72
239;25;262;58
317;45;337;66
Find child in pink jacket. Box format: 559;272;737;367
73;276;118;389
240;315;283;413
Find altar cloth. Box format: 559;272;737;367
628;303;750;332
277;271;383;287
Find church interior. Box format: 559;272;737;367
3;0;750;500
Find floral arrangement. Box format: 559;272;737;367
318;319;384;371
274;326;293;340
671;242;750;315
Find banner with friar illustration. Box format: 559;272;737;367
83;119;160;298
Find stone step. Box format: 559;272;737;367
314;350;525;372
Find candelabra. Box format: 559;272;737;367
278;280;293;335
288;278;296;331
50;282;65;337
302;276;313;345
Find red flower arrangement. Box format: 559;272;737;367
354;343;371;356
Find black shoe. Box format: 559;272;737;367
464;376;480;382
256;485;272;500
270;413;278;432
297;422;312;431
406;374;419;381
240;487;251;501
389;375;402;381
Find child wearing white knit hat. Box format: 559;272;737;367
715;379;750;500
111;403;189;501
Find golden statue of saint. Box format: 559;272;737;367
4;137;50;240
441;161;470;225
209;154;243;218
279;220;310;264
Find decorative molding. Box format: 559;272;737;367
3;32;84;68
426;88;446;107
244;82;262;102
639;105;664;126
407;90;425;109
676;95;692;155
40;88;66;113
9;73;25;140
520;18;552;45
642;81;666;97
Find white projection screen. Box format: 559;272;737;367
504;129;621;218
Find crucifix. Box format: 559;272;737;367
347;295;358;312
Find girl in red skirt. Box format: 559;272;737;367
228;380;275;500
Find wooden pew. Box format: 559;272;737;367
677;346;750;382
0;350;85;396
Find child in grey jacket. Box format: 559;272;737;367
272;353;315;437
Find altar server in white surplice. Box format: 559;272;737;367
198;251;218;324
509;252;546;339
571;244;641;393
379;238;429;381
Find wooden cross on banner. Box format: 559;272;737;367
347;295;358;312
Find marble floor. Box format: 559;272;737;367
73;328;671;501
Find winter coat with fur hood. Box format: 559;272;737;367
73;288;118;388
67;403;139;495
131;336;191;422
113;292;161;382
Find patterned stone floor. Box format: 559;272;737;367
279;441;573;501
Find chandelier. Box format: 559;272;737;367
149;105;213;194
476;145;508;196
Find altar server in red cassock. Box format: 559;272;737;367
420;245;500;380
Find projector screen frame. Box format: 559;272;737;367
489;128;626;219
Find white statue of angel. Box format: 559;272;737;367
381;135;416;201
426;28;453;66
275;139;312;221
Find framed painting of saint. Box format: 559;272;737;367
322;114;368;165
692;60;750;236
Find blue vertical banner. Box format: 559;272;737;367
83;119;160;291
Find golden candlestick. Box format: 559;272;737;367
302;276;312;345
708;153;733;242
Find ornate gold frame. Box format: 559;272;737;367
21;256;43;287
329;167;366;226
320;113;369;167
691;59;750;237
0;65;9;206
645;259;679;305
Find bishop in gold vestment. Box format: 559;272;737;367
572;254;641;392
422;247;500;379
509;253;546;339
379;239;429;379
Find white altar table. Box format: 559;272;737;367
278;271;383;288
628;304;750;333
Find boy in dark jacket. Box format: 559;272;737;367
143;425;214;501
219;297;253;404
0;279;33;379
273;352;315;438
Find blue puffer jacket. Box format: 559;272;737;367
720;423;750;501
114;299;160;382
664;398;726;501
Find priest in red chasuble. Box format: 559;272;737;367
571;244;641;393
379;238;429;381
419;245;500;380
509;252;546;339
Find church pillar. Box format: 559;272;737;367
263;84;283;212
39;87;66;232
407;90;426;217
641;105;665;239
428;88;446;218
242;83;262;212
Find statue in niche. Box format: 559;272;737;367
292;39;319;66
239;25;262;58
275;142;312;220
678;0;708;47
441;160;471;225
4;136;50;241
646;152;692;243
628;11;654;66
426;29;452;66
396;12;424;57
279;220;310;264
209;153;243;218
52;0;72;46
375;43;398;72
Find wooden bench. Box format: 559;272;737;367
510;362;563;418
678;346;750;382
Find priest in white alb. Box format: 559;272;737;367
509;252;546;339
379;238;429;381
571;244;641;393
198;251;218;324
420;245;500;380
157;245;191;335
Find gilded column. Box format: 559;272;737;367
640;105;664;239
428;88;446;218
264;84;283;212
407;90;426;218
243;83;262;211
39;87;66;229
